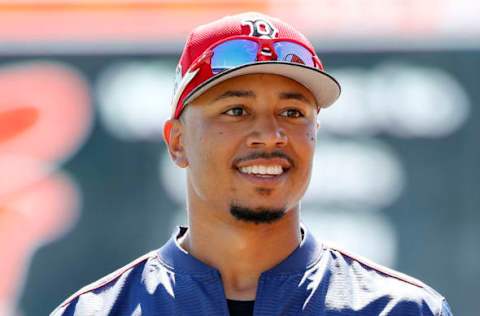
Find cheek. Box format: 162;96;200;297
288;124;316;151
184;123;237;187
288;125;316;180
185;140;224;201
305;123;317;144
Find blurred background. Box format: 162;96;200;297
0;0;479;315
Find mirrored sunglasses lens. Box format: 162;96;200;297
211;39;258;74
273;42;314;67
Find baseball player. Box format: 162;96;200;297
51;12;453;316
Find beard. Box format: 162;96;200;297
230;203;286;224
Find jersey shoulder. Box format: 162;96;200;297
321;242;453;316
324;242;426;288
50;250;158;316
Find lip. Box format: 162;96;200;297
235;158;292;170
235;168;290;186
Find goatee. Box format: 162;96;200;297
230;203;285;224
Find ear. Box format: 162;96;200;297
163;119;189;168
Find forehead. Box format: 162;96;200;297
190;73;316;105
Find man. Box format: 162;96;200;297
51;12;452;316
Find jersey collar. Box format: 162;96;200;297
157;224;324;276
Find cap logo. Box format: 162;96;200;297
170;66;200;116
241;18;278;39
172;64;182;97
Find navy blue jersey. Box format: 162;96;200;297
51;226;452;316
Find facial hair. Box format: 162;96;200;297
230;203;286;224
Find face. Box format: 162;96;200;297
166;73;319;223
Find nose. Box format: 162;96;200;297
246;115;288;148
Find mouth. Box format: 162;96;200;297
233;158;291;185
237;165;288;177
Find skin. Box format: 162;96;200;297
165;73;319;301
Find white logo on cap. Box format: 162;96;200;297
170;66;200;116
241;18;278;39
172;64;182;97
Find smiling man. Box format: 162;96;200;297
51;12;452;316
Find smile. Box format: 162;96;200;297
234;157;291;185
238;165;284;176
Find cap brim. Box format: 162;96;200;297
183;61;341;109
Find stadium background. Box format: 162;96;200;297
0;1;478;315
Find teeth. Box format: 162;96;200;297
239;165;284;175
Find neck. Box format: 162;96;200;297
179;203;302;301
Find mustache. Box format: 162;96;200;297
232;150;295;168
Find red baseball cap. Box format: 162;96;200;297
164;12;341;142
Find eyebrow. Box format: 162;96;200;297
279;92;313;104
213;90;256;102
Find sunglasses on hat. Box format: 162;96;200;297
188;36;322;77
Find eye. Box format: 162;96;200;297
280;108;304;118
223;106;247;116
